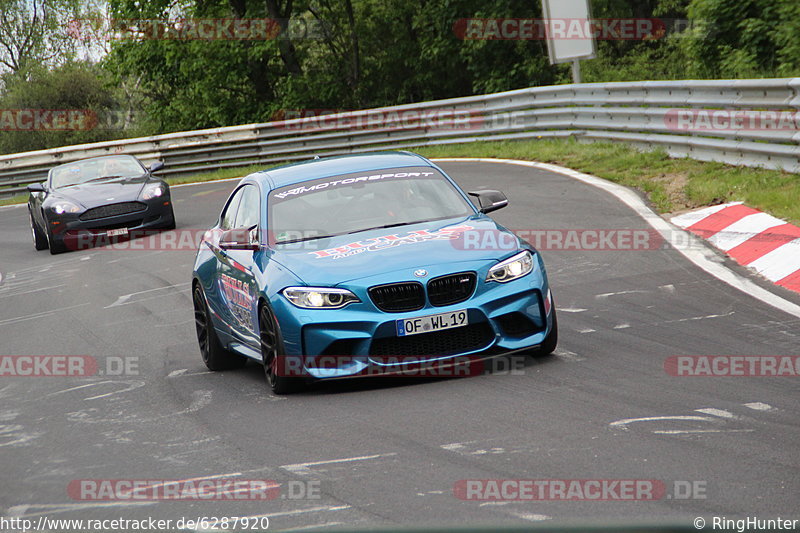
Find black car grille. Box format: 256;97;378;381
369;322;494;357
427;272;477;306
80;202;147;221
369;282;425;313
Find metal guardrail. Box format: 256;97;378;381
2;78;799;197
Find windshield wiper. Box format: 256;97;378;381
82;175;123;184
346;220;429;234
275;234;336;245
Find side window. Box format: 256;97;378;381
221;188;244;230
235;184;260;229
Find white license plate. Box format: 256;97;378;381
397;310;468;337
107;228;129;237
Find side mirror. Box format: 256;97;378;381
468;190;508;214
149;161;165;173
219;226;260;251
27;182;46;193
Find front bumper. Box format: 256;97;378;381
271;263;553;380
49;198;174;250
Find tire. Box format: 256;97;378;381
30;211;48;251
259;304;303;394
193;284;247;371
160;208;176;230
536;308;558;357
45;218;68;255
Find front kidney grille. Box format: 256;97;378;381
80;202;147;221
368;282;425;312
427;272;477;306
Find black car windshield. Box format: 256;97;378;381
268;166;475;244
50;155;146;189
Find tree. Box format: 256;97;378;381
0;0;84;75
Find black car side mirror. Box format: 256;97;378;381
149;161;165;173
27;182;46;193
219;226;260;251
468;190;508;214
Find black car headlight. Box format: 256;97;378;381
486;250;533;283
51;200;81;215
141;183;165;200
282;287;360;309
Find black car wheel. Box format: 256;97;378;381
259;304;302;394
160;208;176;230
30;211;48;251
44;216;68;255
193;284;247;371
535;308;558;357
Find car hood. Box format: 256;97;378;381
269;216;525;285
51;177;149;209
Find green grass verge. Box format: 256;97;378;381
415;138;800;225
2;139;797;225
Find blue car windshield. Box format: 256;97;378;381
269;167;474;244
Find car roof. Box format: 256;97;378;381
247;152;436;189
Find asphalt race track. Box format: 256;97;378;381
0;161;798;530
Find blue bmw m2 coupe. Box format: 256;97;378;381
192;152;557;393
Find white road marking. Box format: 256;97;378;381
84;381;146;401
613;323;631;329
135;472;243;492
695;408;736;419
507;511;552;521
281;453;397;475
433;159;800;319
610;415;716;430
554;349;586;362
653;429;754;435
234;505;352;519
743;402;775;411
658;284;676;293
595;290;649;299
559;307;587;313
0;303;90;327
6;502;156;519
105;282;191;308
278;522;346;532
663;311;735;323
168;369;188;377
577;328;596;333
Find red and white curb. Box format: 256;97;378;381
671;202;800;294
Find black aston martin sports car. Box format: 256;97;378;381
27;155;176;254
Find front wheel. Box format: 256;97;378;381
45;219;67;255
259;304;303;394
536;308;558;357
193;284;247;371
30;211;48;251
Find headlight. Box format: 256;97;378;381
51;200;81;215
486;250;533;283
282;287;360;309
142;183;165;200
